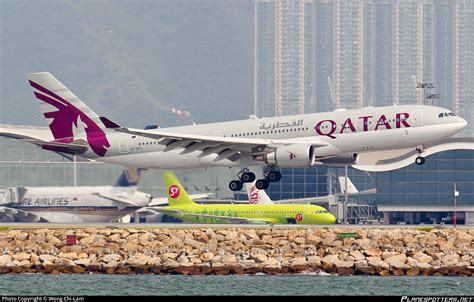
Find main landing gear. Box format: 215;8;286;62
228;169;256;191
228;169;282;191
415;145;426;165
255;170;281;190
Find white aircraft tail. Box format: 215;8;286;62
338;176;359;194
27;72;120;157
245;181;274;204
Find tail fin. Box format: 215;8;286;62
27;72;110;156
338;176;359;194
245;181;274;204
163;171;196;206
114;167;146;188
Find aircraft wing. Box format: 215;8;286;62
116;127;328;161
0;207;48;222
92;192;143;208
148;194;210;206
184;212;274;224
142;207;276;224
138;207;182;215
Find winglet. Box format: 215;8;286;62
163;171;196;206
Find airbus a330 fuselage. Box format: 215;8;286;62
99;105;466;169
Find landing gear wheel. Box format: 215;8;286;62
229;180;243;191
415;156;425;165
255;179;270;190
267;171;282;182
241;172;256;183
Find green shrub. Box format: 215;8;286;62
417;227;434;232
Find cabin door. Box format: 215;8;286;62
119;137;130;154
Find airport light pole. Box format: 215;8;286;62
73;155;77;187
326;172;336;196
344;165;348;224
454;183;459;229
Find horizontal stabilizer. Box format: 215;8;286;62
38;140;88;154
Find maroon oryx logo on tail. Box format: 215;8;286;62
29;80;110;156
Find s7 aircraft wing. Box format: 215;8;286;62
141;207;276;224
148;194;210;206
116;127;328;162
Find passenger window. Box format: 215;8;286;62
438;113;443;118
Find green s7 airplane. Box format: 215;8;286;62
154;171;336;225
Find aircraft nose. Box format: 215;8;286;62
457;117;468;129
325;213;336;224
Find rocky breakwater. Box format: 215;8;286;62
0;228;472;276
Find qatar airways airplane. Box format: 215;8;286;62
0;72;468;192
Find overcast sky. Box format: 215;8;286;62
0;0;254;128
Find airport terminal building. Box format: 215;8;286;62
1;137;473;225
243;144;474;225
375;149;474;225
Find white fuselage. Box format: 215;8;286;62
65;105;469;169
1;186;151;223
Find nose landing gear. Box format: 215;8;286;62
415;145;426;165
415;156;425;165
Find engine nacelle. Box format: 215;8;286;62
257;144;315;167
318;153;359;166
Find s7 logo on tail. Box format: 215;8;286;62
169;185;180;199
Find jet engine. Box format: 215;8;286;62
255;144;315;167
317;153;359;166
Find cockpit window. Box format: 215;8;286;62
439;112;455;118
